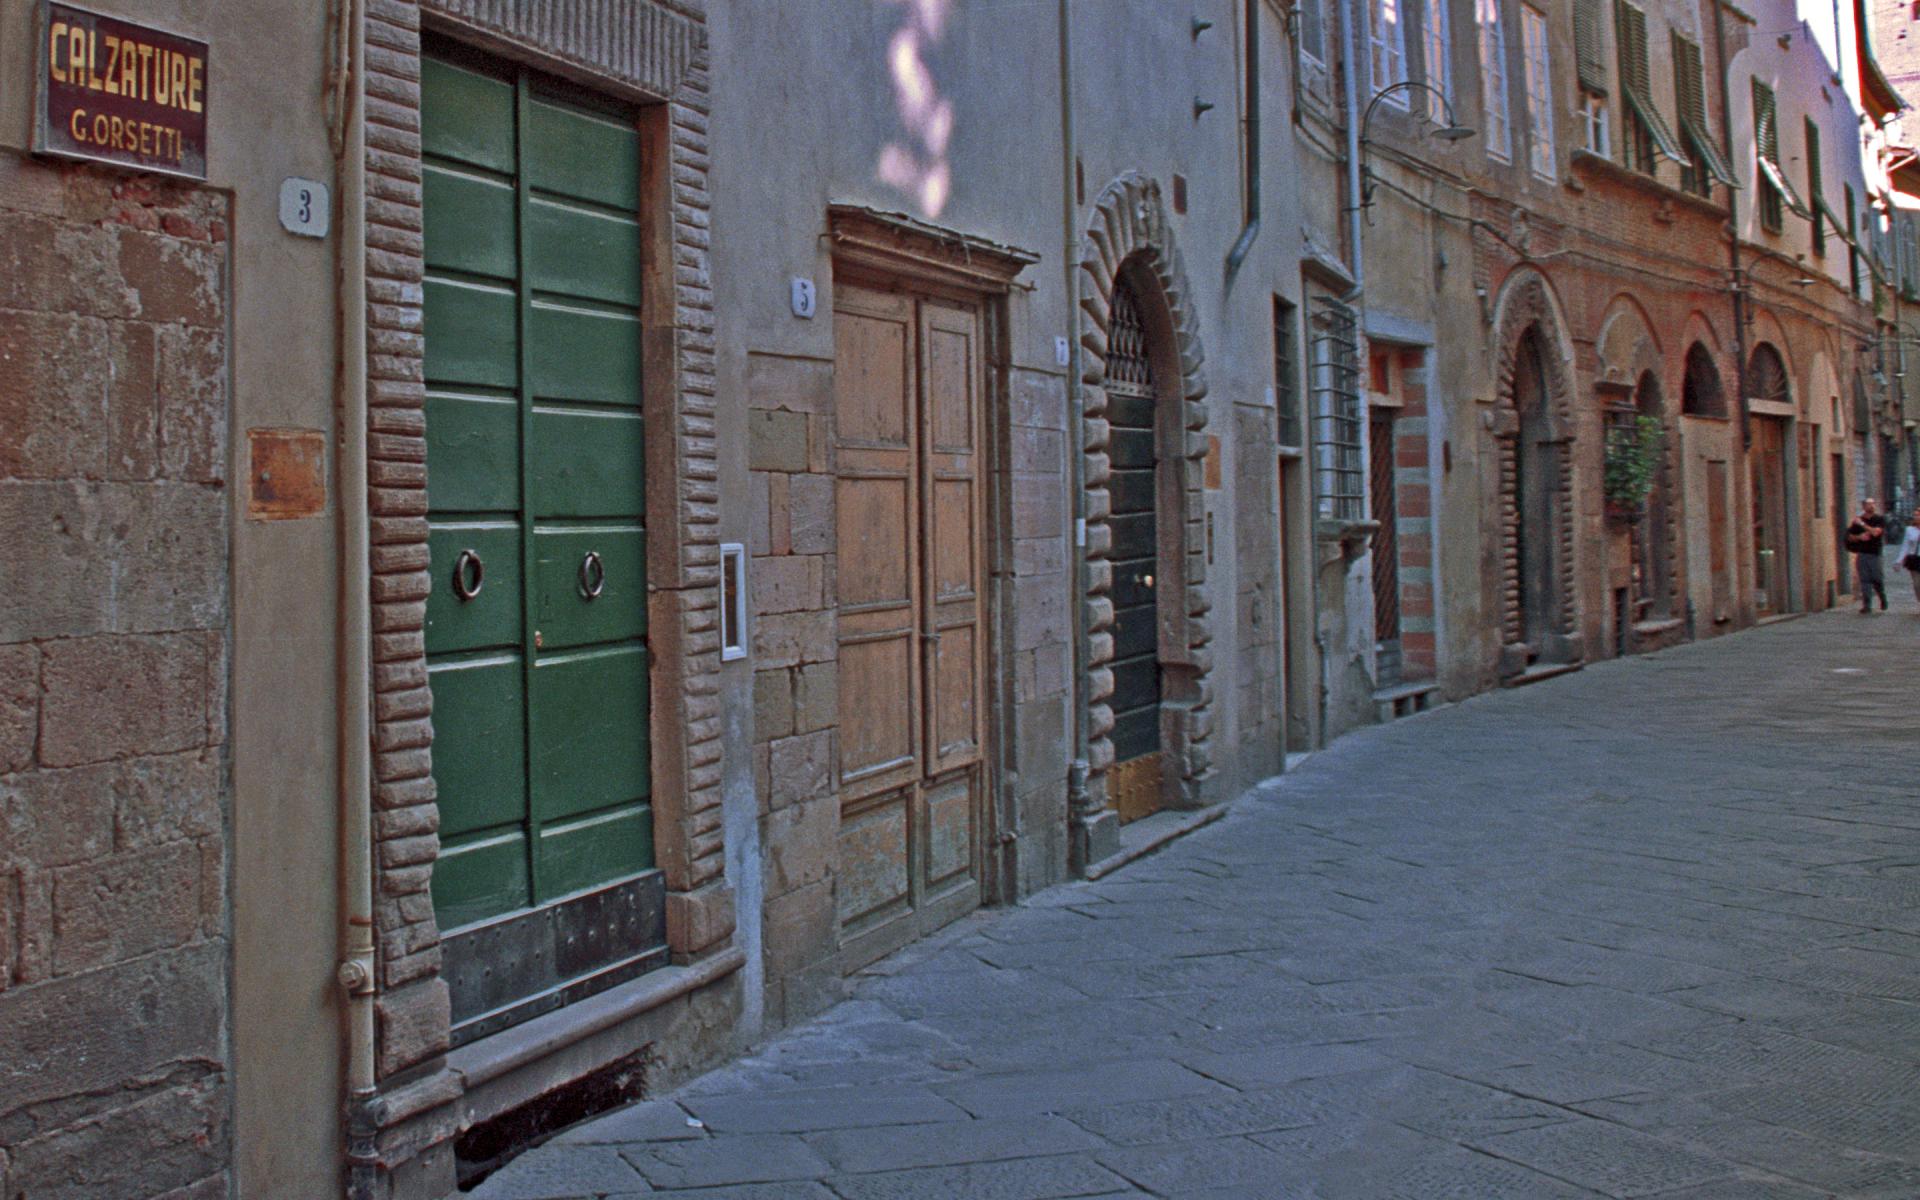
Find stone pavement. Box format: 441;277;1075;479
475;579;1920;1199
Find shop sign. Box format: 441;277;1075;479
33;2;208;180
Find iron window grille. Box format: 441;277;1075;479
1310;297;1366;523
1275;296;1302;449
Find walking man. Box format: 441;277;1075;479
1900;509;1920;605
1846;497;1889;613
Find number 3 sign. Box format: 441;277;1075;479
279;176;330;238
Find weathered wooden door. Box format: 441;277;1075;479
834;284;987;969
1104;276;1165;823
1368;409;1402;682
1751;417;1789;614
420;50;664;1045
1514;332;1557;654
1706;459;1730;622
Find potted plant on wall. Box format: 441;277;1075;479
1604;413;1664;523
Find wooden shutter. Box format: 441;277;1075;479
1574;0;1607;94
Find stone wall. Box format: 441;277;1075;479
0;152;231;1199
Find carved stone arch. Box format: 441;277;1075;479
1489;270;1581;672
1072;173;1214;863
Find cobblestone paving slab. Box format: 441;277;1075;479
485;598;1920;1198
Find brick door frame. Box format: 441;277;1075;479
1073;173;1215;868
1490;270;1582;675
353;1;729;1191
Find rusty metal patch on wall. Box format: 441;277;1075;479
248;428;327;520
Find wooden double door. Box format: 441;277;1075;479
833;283;990;968
1751;416;1791;614
419;49;664;1044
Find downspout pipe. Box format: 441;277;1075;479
1342;0;1367;297
1713;0;1751;450
1060;0;1093;869
1226;0;1262;277
330;0;377;1193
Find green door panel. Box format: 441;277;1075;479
529;406;645;518
425;392;520;514
432;829;531;930
536;806;655;899
425;522;522;654
523;98;640;210
424;166;517;281
528;198;642;306
424;279;518;390
425;53;655;976
427;654;527;837
533;526;647;650
530;645;651;823
421;58;515;174
528;302;643;406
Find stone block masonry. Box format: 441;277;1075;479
0;152;231;1200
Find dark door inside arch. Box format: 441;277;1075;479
1104;276;1165;824
1514;332;1558;655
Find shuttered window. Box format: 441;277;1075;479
1752;79;1810;232
1573;0;1607;94
1671;33;1735;195
1614;0;1689;176
1847;183;1862;295
1806;119;1825;253
1478;0;1512;162
1521;7;1555;179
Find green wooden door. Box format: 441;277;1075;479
421;48;664;1045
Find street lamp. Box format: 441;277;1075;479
1357;80;1475;209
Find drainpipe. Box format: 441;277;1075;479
329;0;377;1193
1059;0;1092;866
1342;0;1367;297
1226;0;1262;278
1713;0;1751;450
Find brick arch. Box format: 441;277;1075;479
1490;270;1581;671
1073;172;1214;848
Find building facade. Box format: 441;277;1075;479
0;1;1908;1198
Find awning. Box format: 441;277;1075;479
1758;156;1813;219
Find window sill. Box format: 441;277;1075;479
1567;150;1728;220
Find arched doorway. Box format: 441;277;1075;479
1102;269;1176;824
1633;371;1674;622
1681;343;1734;624
1513;329;1560;654
1072;173;1215;868
1747;343;1793;615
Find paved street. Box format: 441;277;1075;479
477;578;1920;1199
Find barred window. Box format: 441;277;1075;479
1275;296;1302;449
1310;297;1365;522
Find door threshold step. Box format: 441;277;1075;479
1373;681;1439;721
1501;661;1583;688
1084;805;1228;880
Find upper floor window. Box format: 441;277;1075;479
1752;79;1811;234
1372;0;1411;102
1309;297;1365;523
1300;0;1328;66
1520;7;1555;179
1614;0;1689;178
1423;0;1454;121
1572;0;1610;155
1671;33;1734;197
1806;118;1825;254
1846;184;1862;295
1478;0;1512;162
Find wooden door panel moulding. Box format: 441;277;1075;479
1074;173;1217;872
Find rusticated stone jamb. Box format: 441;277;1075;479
1073;173;1215;847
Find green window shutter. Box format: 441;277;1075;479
1672;35;1736;187
1806;117;1825;251
1574;0;1607;94
1616;1;1689;166
1751;79;1812;220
